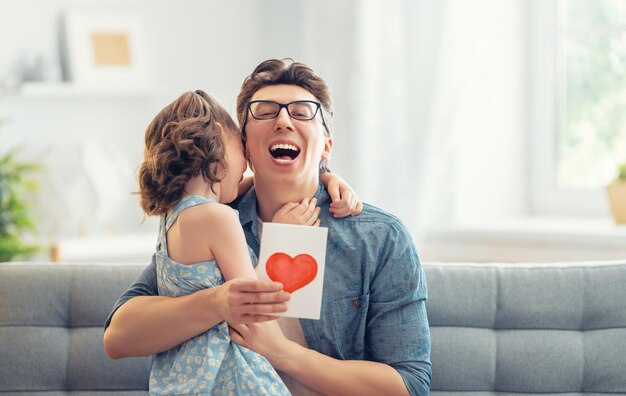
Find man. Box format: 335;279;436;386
104;59;431;395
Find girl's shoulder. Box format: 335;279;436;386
177;201;239;233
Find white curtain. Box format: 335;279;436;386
300;0;455;239
349;0;451;239
300;0;526;241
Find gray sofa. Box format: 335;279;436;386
1;260;625;395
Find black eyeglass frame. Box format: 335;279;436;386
242;100;330;135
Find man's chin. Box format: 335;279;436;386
257;169;301;185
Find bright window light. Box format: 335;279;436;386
556;0;626;189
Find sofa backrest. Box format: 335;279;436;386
425;261;626;395
0;262;151;394
2;261;626;394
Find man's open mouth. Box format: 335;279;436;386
269;143;300;161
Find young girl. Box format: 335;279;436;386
137;90;360;395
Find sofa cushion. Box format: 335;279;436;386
0;263;151;393
2;260;625;395
425;261;626;395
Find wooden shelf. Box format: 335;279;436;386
52;232;155;262
18;82;152;98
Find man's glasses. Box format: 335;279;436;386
247;100;322;121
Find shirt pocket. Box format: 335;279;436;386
328;294;369;360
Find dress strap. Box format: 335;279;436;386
157;195;215;254
165;195;215;232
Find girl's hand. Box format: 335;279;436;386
322;173;363;218
272;198;321;226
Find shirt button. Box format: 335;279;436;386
352;299;361;308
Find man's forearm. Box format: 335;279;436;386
103;289;222;359
277;344;410;396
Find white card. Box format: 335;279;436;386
256;222;328;320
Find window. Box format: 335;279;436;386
530;0;626;216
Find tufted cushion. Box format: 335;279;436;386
2;261;625;395
425;261;626;395
0;263;151;394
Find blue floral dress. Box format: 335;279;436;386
149;195;290;396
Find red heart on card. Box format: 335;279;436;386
266;252;318;293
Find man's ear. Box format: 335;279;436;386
322;137;333;161
244;140;254;171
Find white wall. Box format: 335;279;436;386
4;1;615;263
0;0;365;242
0;0;530;251
0;0;268;239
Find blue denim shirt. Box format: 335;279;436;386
106;184;431;395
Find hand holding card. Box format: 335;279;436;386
256;223;328;319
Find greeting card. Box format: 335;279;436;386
256;222;328;319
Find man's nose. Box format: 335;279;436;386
274;107;294;131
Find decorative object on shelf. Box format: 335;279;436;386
0;147;42;261
18;81;152;97
61;10;151;88
19;53;63;84
36;139;135;238
606;162;626;224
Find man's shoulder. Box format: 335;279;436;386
317;185;400;227
328;202;413;241
340;202;404;227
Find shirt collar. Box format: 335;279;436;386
237;187;259;228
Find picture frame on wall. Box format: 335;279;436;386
61;11;151;88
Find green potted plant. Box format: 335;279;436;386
0;148;41;261
606;162;626;225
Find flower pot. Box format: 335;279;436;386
606;180;626;224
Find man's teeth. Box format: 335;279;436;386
269;143;300;161
270;143;300;152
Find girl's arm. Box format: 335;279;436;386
320;172;363;218
272;173;363;225
105;278;289;358
240;172;362;220
104;205;289;359
208;204;259;281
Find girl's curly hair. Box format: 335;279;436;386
137;90;239;216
